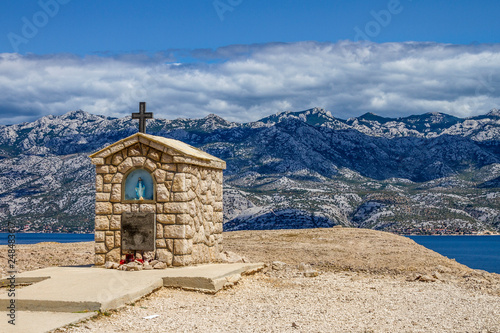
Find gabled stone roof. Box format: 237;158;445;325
89;132;226;170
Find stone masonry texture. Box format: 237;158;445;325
90;133;225;267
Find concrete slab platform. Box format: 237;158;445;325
0;263;263;333
0;311;95;333
0;263;263;312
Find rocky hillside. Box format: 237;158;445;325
0;108;499;234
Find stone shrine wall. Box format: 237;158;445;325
90;134;224;267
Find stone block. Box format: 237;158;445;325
156;223;163;239
112;153;123;166
109;143;125;155
105;234;115;250
156;239;166;248
95;242;106;254
103;174;113;184
110;184;121;202
96;204;112;219
160;153;173;163
165;172;175;180
173;190;196;202
103;184;112;192
156;204;163;214
110;215;121;230
91;158;105;165
172;173;187;192
95;149;111;159
148;149;161;161
215;186;223;201
214;212;223;223
190;176;199;190
193;213;201;227
208;235;215;247
140;204;156;212
128;143;142;156
213;201;223;212
173;255;193;267
214;222;223;234
95;254;105;266
164;202;189;214
164;225;194;239
96;165;109;174
145;159;156;172
173;239;193;255
157;214;175;224
109;166;117;174
132;157;146;166
94;231;105;242
176;214;193;225
177;164;198;176
153;169;166;183
146;140;161;152
112;173;123;184
123;136;139;147
142;145;150;156
95;215;110;230
166;148;180;156
204;222;211;237
138;136;150;145
96;193;110;202
131;204;139;212
113;203;131;214
162;164;176;172
114;231;121;247
193;229;204;244
204;205;214;216
166;239;174;253
106;248;121;263
156;249;173;265
188;201;196;217
157;183;170;202
96;175;103;192
118;157;133;173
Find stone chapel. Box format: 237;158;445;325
89;131;226;267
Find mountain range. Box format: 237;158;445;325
1;107;499;234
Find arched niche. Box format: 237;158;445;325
123;168;155;202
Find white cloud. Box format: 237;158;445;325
1;41;500;125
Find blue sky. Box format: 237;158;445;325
0;0;499;124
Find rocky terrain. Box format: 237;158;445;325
0;107;499;234
1;228;498;332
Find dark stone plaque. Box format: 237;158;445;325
121;212;155;251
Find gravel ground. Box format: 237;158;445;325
61;269;500;333
2;228;499;332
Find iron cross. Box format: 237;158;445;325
132;102;153;133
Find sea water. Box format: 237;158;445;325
408;235;500;274
0;233;94;245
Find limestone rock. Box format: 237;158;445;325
298;263;311;271
220;251;247;263
153;261;167;269
272;261;287;270
156;249;173;264
105;261;119;269
304;269;319;277
415;274;436;282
